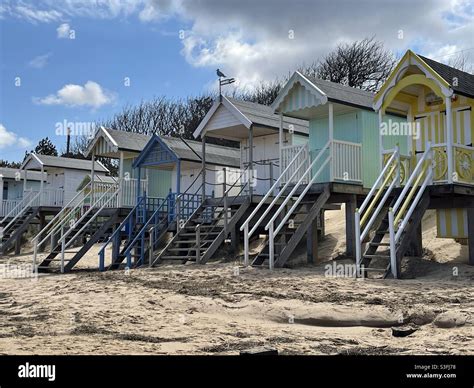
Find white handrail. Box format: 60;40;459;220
58;184;121;272
240;144;308;265
265;141;331;268
265;141;330;230
359;149;399;215
392;142;432;215
240;144;307;233
1;190;41;234
32;182;92;245
360;172;399;242
355;146;400;272
249;148;309;237
395;169;432;241
58;183;119;246
275;157;331;235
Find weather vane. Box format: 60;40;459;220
217;69;235;99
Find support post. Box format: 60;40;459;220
177;159;181;195
306;217;319;264
407;223;423;257
345;195;356;258
244;223;249;266
279;112;283;177
118;151;124;207
445;96;453;184
90;150;96;205
468;208;474;266
328;103;334;182
378;110;384;171
201;136;206;202
249;125;254;200
269;162;274;195
0;174;3;217
39;165;44;206
23;168;28;193
196;224;201;263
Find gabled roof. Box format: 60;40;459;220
305;76;375;109
86;126;151;157
193;95;309;138
272;71;375;113
418;54;474;99
134;135;240;168
373;50;454;112
0;167;46;181
21;153;109;173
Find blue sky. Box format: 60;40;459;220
0;0;473;163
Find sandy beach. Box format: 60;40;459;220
0;207;472;355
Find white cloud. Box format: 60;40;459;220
2;0;473;89
14;4;62;23
28;53;51;69
0;124;31;149
34;81;115;108
57;23;71;38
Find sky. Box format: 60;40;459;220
0;0;473;163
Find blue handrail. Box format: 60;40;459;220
98;196;145;271
123;193;172;267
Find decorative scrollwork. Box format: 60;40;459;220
455;149;472;181
432;148;448;181
383;153;405;184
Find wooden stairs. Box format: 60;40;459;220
154;198;250;264
252;187;330;267
1;207;39;255
37;208;121;273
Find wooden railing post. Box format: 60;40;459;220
195;224;201;263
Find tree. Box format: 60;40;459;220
447;52;473;74
236;79;285;106
33;137;58;156
0;159;21;168
301;37;396;92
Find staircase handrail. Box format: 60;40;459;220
32;182;92;246
98;196;146;259
264;141;331;268
1;190;41;235
265;141;331;231
122;193;171;265
240;143;307;235
59;183;120;250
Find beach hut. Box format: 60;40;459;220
355;50;474;278
85;127;165;206
1;154;109;256
99;134;241;270
0;167;46;217
193;96;309;195
225;73;408;269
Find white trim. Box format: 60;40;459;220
20;152;44;171
193;96;253;139
271;71;328;113
85;126;119;157
374;51;453;112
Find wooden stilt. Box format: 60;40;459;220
468;208;474;266
407;223;423;257
345;195;356;258
38;213;46;253
306;218;319;264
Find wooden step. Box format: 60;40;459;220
364;254;390;259
160;256;196;260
